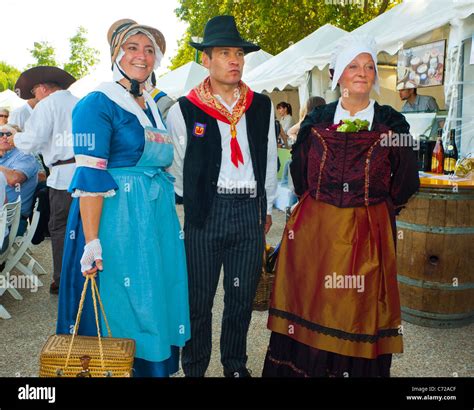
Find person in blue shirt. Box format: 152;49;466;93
0;124;39;235
56;19;190;378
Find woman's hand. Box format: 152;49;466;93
79;196;104;276
80;238;103;277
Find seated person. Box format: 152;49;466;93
9;124;48;183
398;83;439;113
0;125;39;236
0;108;9;126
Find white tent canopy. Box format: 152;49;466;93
351;0;474;57
350;0;474;100
155;61;208;99
243;24;347;100
244;50;273;75
68;63;111;98
0;89;26;111
350;0;474;154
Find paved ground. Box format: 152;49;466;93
0;206;472;377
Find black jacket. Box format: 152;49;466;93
291;101;420;212
178;92;272;228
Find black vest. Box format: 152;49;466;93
179;92;271;228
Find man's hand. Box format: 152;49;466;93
0;165;27;186
38;172;47;183
265;215;272;234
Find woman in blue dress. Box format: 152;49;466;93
57;19;190;377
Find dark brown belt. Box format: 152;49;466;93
51;158;76;167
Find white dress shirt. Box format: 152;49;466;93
167;94;278;215
9;103;33;130
334;98;375;128
13;90;78;190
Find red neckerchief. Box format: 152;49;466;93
186;76;254;168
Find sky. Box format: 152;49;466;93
1;0;188;75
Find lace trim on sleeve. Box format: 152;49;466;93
71;189;116;198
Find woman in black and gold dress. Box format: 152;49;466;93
263;35;420;377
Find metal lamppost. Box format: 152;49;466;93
191;37;203;63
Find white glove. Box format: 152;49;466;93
80;239;103;273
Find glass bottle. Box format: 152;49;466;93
431;128;444;174
443;129;458;175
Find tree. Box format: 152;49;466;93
27;27;99;80
170;0;402;70
28;41;58;67
0;61;21;92
63;26;100;79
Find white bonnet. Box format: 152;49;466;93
330;34;379;94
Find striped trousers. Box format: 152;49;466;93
182;194;265;376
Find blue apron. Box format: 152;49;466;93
57;126;190;377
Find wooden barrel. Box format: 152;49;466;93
396;181;474;328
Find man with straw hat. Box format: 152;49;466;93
167;15;278;377
8;66;77;294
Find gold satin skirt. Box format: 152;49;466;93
268;193;403;359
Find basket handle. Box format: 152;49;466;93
64;276;113;371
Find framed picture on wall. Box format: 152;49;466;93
397;40;446;89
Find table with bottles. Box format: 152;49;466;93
419;172;474;189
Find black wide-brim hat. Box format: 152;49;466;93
15;66;76;100
190;15;260;53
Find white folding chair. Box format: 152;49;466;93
5;199;46;289
0;196;22;318
0;209;7;250
0;209;10;319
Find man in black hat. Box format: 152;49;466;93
167;15;278;377
8;66;78;294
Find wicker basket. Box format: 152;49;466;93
39;334;135;377
253;245;277;311
39;276;135;377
